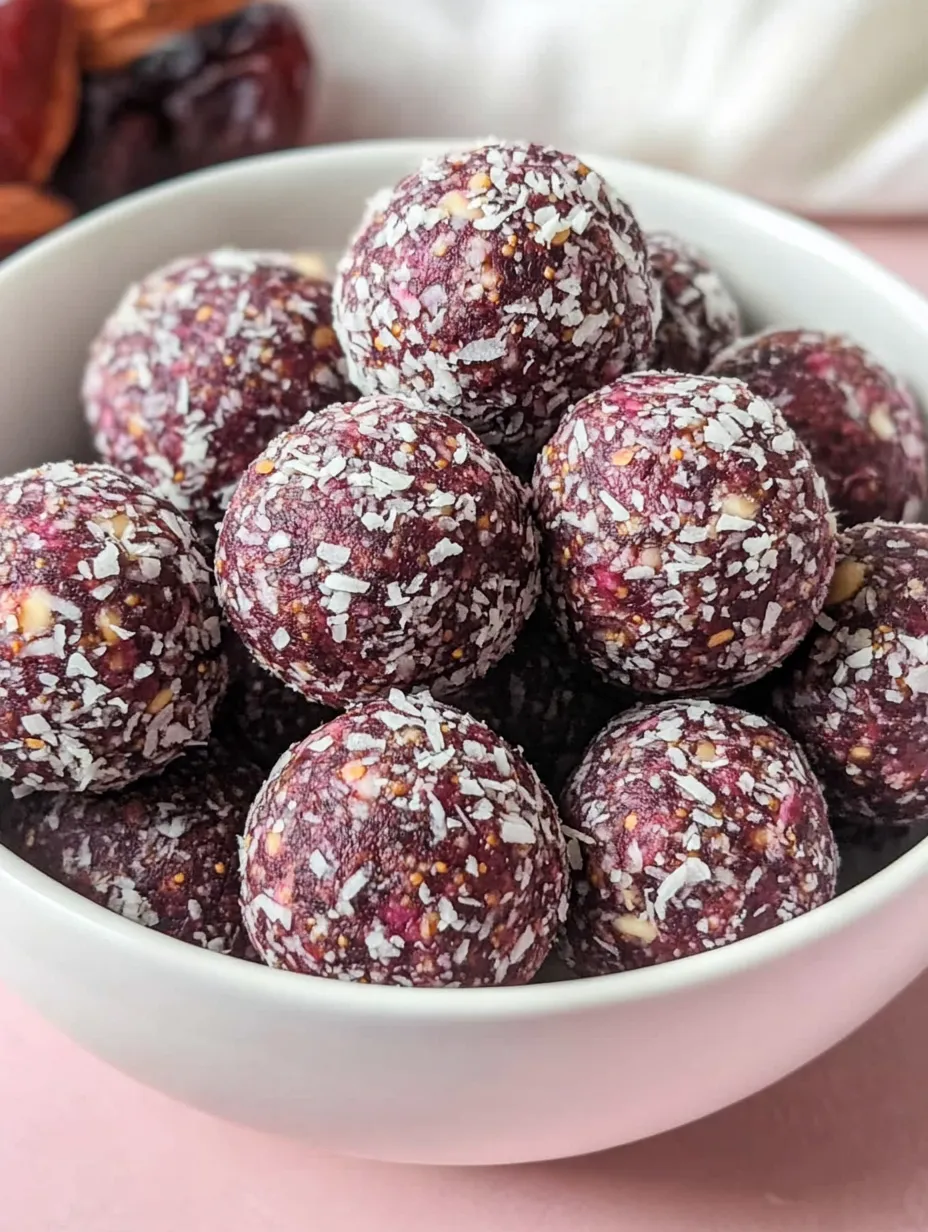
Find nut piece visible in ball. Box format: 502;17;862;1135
647;231;741;373
241;690;569;986
434;610;627;795
775;522;928;829
215;394;541;708
334;140;658;465
532;372;837;696
0;462;226;793
560;700;837;975
216;637;335;772
83;249;355;539
1;745;264;955
709;329;927;525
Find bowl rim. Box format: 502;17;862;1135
3;138;928;1020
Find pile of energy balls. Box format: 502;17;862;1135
1;140;926;987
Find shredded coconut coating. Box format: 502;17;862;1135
333;140;658;466
559;699;837;975
647;231;741;373
83;249;355;540
776;522;928;829
216;636;335;771
0;462;226;794
709;329;927;525
1;745;263;955
434;610;628;794
532;372;837;695
215;394;541;708
240;690;568;986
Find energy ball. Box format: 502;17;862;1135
0;462;226;794
709;329;927;525
83;249;355;539
560;700;837;975
776;522;928;829
334;140;658;464
215;394;541;708
533;372;837;696
216;638;335;772
1;745;263;955
434;610;627;794
647;231;741;373
241;690;568;986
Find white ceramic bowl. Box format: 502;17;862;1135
1;141;928;1167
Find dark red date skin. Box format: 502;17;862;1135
54;4;312;212
0;0;77;184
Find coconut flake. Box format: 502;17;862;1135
455;337;508;364
500;818;536;845
428;538;464;566
671;773;716;807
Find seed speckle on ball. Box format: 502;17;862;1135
0;462;226;794
83;249;355;538
241;690;568;986
560;700;837;975
709;329;927;525
216;394;541;707
532;372;837;695
1;745;263;955
776;522;928;829
334;140;659;464
647;231;741;373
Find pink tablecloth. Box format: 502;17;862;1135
3;221;928;1232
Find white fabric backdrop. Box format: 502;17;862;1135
290;0;928;215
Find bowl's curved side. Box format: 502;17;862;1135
1;842;926;1164
1;140;928;1163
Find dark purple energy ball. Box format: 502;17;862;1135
83;249;355;538
646;231;741;373
434;611;627;794
241;690;568;986
560;700;837;975
776;522;928;829
532;372;837;696
216;638;335;772
334;140;658;464
1;745;263;954
215;395;541;708
0;462;226;794
709;329;927;525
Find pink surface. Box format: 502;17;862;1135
3;221;928;1231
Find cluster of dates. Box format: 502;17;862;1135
0;0;312;258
